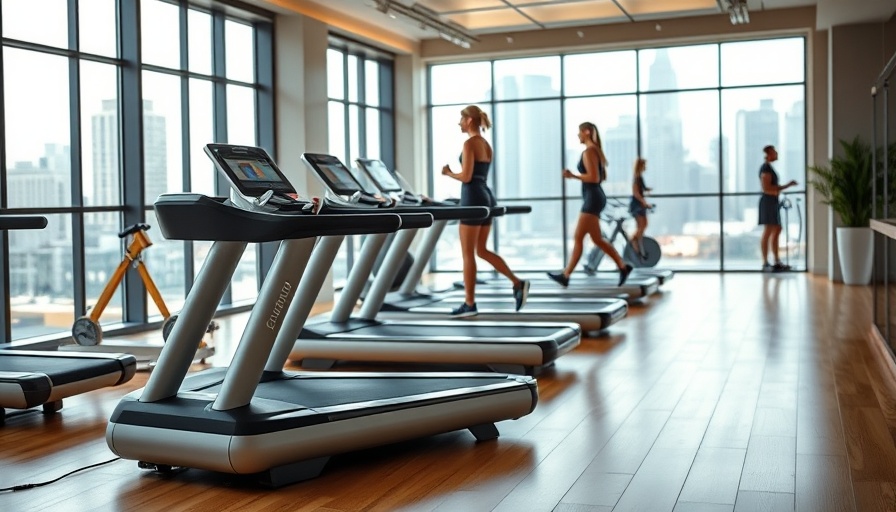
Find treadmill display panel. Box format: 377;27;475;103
204;144;296;198
303;153;366;196
356;159;403;193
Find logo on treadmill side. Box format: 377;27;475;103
266;281;293;329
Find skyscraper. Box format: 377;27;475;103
91;99;168;227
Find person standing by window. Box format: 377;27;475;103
758;145;797;271
441;105;530;317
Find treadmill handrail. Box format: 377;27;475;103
154;194;403;242
0;215;48;230
317;206;434;230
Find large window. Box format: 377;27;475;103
428;37;807;272
327;36;395;285
0;0;274;342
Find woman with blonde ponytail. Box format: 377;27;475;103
441;105;529;317
548;122;632;287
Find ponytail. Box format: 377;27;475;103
461;105;491;131
579;121;607;166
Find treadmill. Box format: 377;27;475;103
289;153;581;375
355;158;658;302
106;144;539;486
0;215;137;424
338;168;628;334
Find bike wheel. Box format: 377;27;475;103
624;237;662;268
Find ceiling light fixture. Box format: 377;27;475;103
725;0;749;25
374;0;479;49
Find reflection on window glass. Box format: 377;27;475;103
79;0;117;56
10;214;75;340
494;56;560;101
366;60;380;106
431;62;492;105
189;9;212;75
564;51;636;96
83;211;123;326
141;0;180;69
495;100;561;199
4;48;72;208
225;19;254;82
142;71;182;204
639;90;720;195
226;85;256;146
82;61;120;211
190;79;215;196
721;38;805;87
2;0;68;48
564;96;638;198
638;45;718;92
144;209;186;318
721;85;804;194
328;49;345;99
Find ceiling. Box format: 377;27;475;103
270;0;896;42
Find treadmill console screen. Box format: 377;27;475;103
302;153;365;196
204;144;296;198
356;159;403;193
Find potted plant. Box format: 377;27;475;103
808;136;874;285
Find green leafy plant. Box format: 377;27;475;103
808;136;874;227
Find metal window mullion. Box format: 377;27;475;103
255;20;278;283
380;58;395;169
717;43;725;270
211;10;232;303
69;0;88;319
357;54;367;158
119;0;147;324
0;5;8;340
178;1;196;295
560;57;569;265
490;62;499;254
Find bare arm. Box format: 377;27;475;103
441;140;476;183
564;148;601;183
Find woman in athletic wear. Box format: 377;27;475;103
548;121;632;288
628;158;652;261
441;105;529;317
758;144;797;271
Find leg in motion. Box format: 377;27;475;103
452;224;479;317
548;213;591;287
474;224;529;311
585;216;632;286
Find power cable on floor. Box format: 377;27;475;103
0;457;121;492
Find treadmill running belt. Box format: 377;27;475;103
0;354;127;386
250;375;516;407
342;324;569;338
421;300;613;312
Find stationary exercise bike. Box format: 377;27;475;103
583;199;661;274
71;223;217;353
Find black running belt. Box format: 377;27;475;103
423;300;614;313
0;354;127;386
341;324;570;338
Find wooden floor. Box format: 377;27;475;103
3;273;896;512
